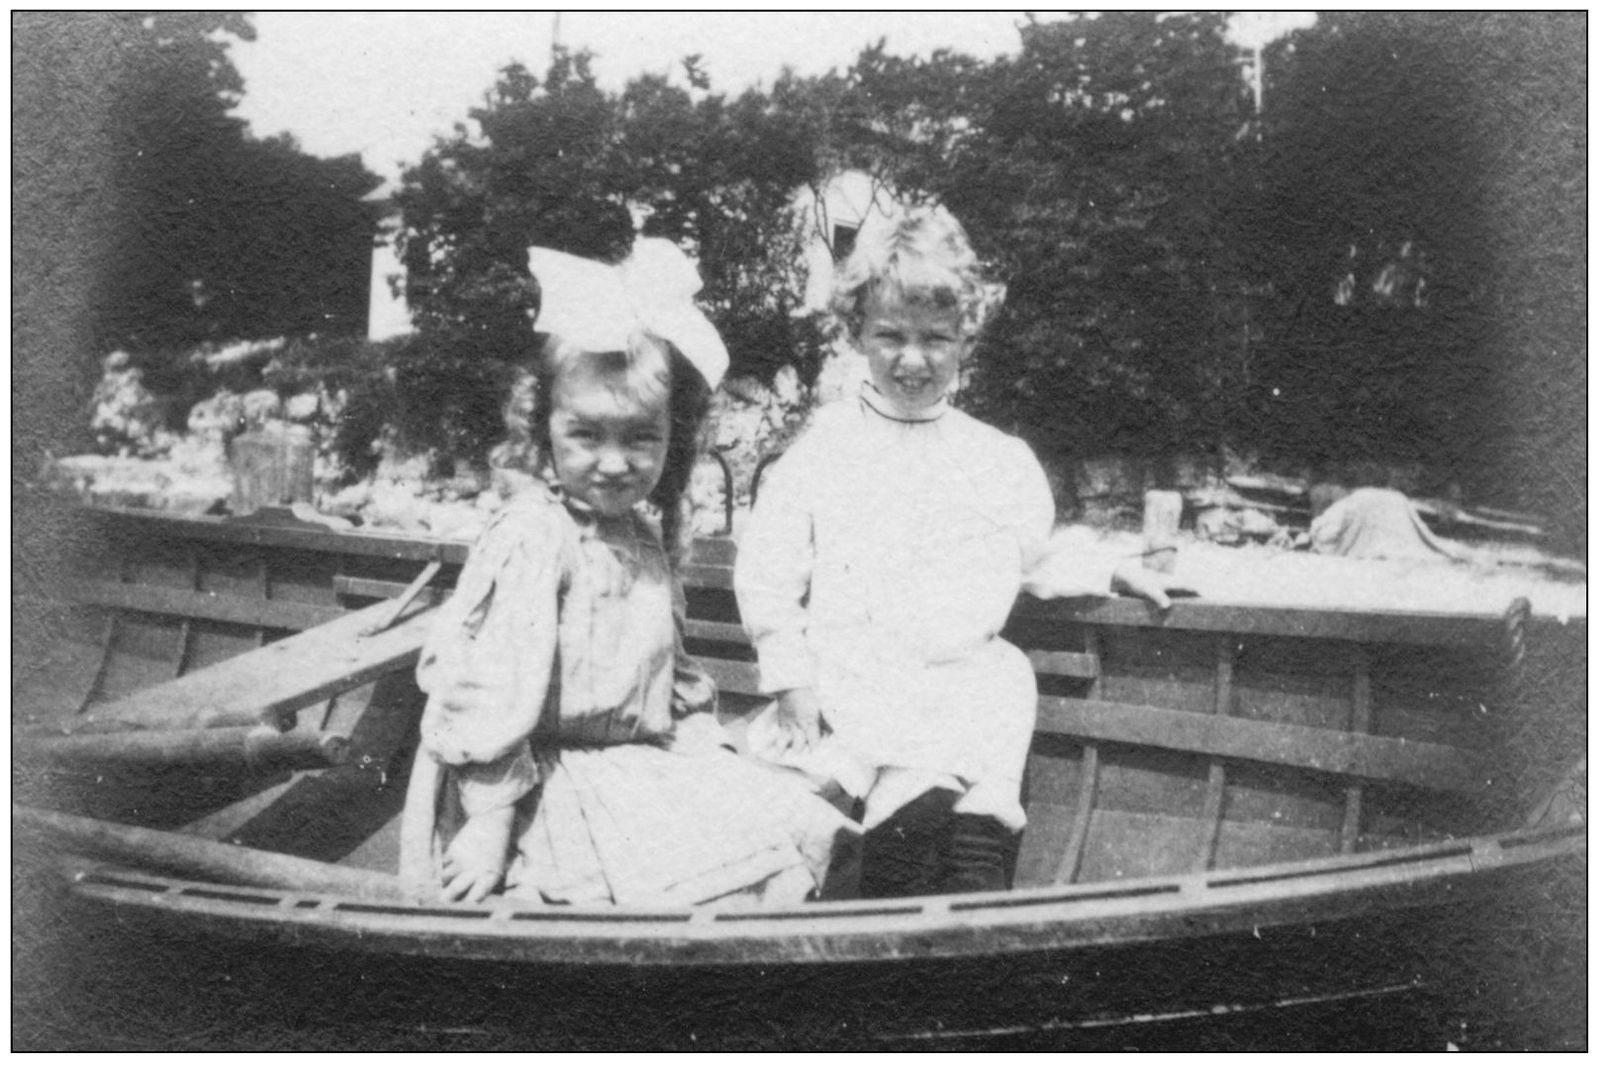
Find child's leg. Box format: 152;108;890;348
859;769;963;898
441;804;516;902
939;814;1014;894
939;777;1024;894
859;789;953;897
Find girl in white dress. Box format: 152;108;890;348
736;207;1174;896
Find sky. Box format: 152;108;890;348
230;12;1033;188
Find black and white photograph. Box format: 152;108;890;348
13;11;1586;1051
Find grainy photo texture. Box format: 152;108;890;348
13;12;1585;1052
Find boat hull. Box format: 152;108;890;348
12;504;1587;1048
14;837;1583;1050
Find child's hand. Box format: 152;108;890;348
1111;558;1195;610
771;687;825;755
441;804;516;903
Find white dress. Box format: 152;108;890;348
415;487;853;906
735;387;1060;829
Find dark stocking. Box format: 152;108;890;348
858;788;956;899
939;813;1012;894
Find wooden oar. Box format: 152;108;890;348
14;804;416;903
15;725;348;770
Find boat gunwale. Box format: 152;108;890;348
47;820;1584;967
69;504;1585;648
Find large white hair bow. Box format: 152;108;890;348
528;238;729;389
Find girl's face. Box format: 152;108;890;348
547;362;671;518
855;288;970;418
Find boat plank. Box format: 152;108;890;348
12;626;113;730
1071;745;1207;818
693;656;763;697
83;504;471;565
74;599;437;732
96;613;187;706
180;771;317;842
1036;696;1483;794
183;618;273;675
1012;596;1510;648
1025;649;1101;680
1096;627;1219;714
67;578;347;632
680;564;739;591
683;618;752;646
222;762;411;864
1084;808;1345;883
1079;808;1206;883
1221;761;1349;831
695;644;1097;688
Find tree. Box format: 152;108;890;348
95;13;382;356
815;15;1251;460
385;13;1583;532
389;46;832;466
974;13;1250;460
224;135;383;340
1254;12;1585;528
96;12;254;351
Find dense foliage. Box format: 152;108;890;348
394;49;827;380
392;18;1264;467
94;14;383;356
59;13;1580;525
1253;13;1585;524
906;13;1254;460
394;13;1580;526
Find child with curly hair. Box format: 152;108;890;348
405;241;852;907
736;207;1174;897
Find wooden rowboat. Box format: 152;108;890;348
12;504;1586;1049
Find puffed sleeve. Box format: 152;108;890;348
415;496;570;813
1013;440;1121;601
733;444;817;696
1005;437;1057;575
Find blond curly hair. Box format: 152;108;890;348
490;331;712;558
827;204;1004;343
